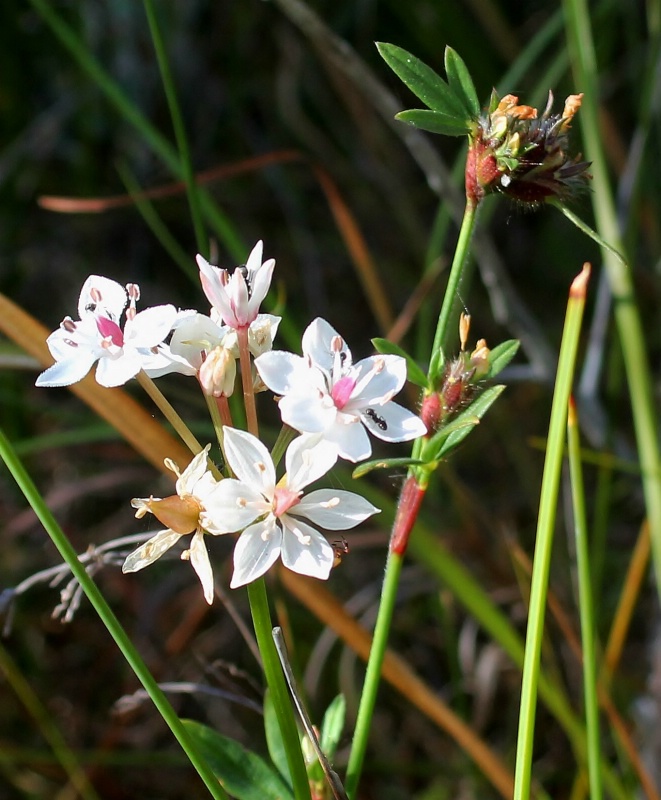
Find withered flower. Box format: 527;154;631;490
466;90;591;206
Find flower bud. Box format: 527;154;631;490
199;345;236;397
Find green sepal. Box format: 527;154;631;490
486;339;520;379
428;347;445;386
421;385;506;461
395;109;471;136
444;46;480;118
353;457;426;479
372;337;429;389
376;42;467;120
181;719;294;800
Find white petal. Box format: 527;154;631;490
278;391;336;434
122;529;182;572
94;351;143;387
254;351;310;395
325;419;372;462
349;355;407;406
223;427;276;494
246;257;275;320
202;478;267;533
141;345;198;378
280;516;334;580
170;313;228;369
35;352;98;387
176;445;212;495
294;489;380;529
124;304;178;348
78;275;127;321
248;314;280;357
302;318;349;373
189;530;215;604
361;402;427;443
230;518;282;588
285;434;337;492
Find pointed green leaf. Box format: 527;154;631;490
376;42;467;119
319;695;346;759
353;457;425;479
444;46;480;118
182;720;294;800
395;109;471;137
434;385;505;459
486;339;520;379
372;337;429;389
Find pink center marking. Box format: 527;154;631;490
331;376;355;409
272;487;301;517
95;316;124;347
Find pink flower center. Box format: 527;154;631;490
331;375;355;409
95;316;124;347
272;487;301;517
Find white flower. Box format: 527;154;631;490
203;427;379;588
122;446;221;604
196;240;276;329
36;276;178;388
255;318;427;462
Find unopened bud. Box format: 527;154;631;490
199;346;236;397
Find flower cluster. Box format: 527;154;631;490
466;90;591;205
37;242;427;601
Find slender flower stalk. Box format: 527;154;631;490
136;371;204;456
237;325;259;436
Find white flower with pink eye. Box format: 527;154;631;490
254;318;427;462
196;240;276;330
122;446;221;604
202;427;379;588
36;275;178;388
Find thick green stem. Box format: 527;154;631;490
0;427;229;800
247;579;311;800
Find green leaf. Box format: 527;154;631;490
486;339;520;379
435;385;505;459
376;42;467;119
352;457;425;479
372;337;429;389
319;695;346;759
263;691;291;787
395;109;471;137
444;46;480;118
182;720;294;800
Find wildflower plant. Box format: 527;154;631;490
4;10;657;800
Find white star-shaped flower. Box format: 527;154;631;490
122;446;222;604
254;318;427;462
36;276;178;388
196;240;276;330
202;427;379;588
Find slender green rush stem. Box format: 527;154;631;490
0;427;229;800
136;371;204;455
513;264;591;800
246;580;311;800
142;0;207;256
567;398;603;800
346;197;480;798
562;0;661;602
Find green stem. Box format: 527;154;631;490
513;265;590;800
136;371;204;455
345;550;404;799
346;198;479;798
567;398;603;800
562;0;661;603
142;0;207;256
246;579;311;800
0;427;229;800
